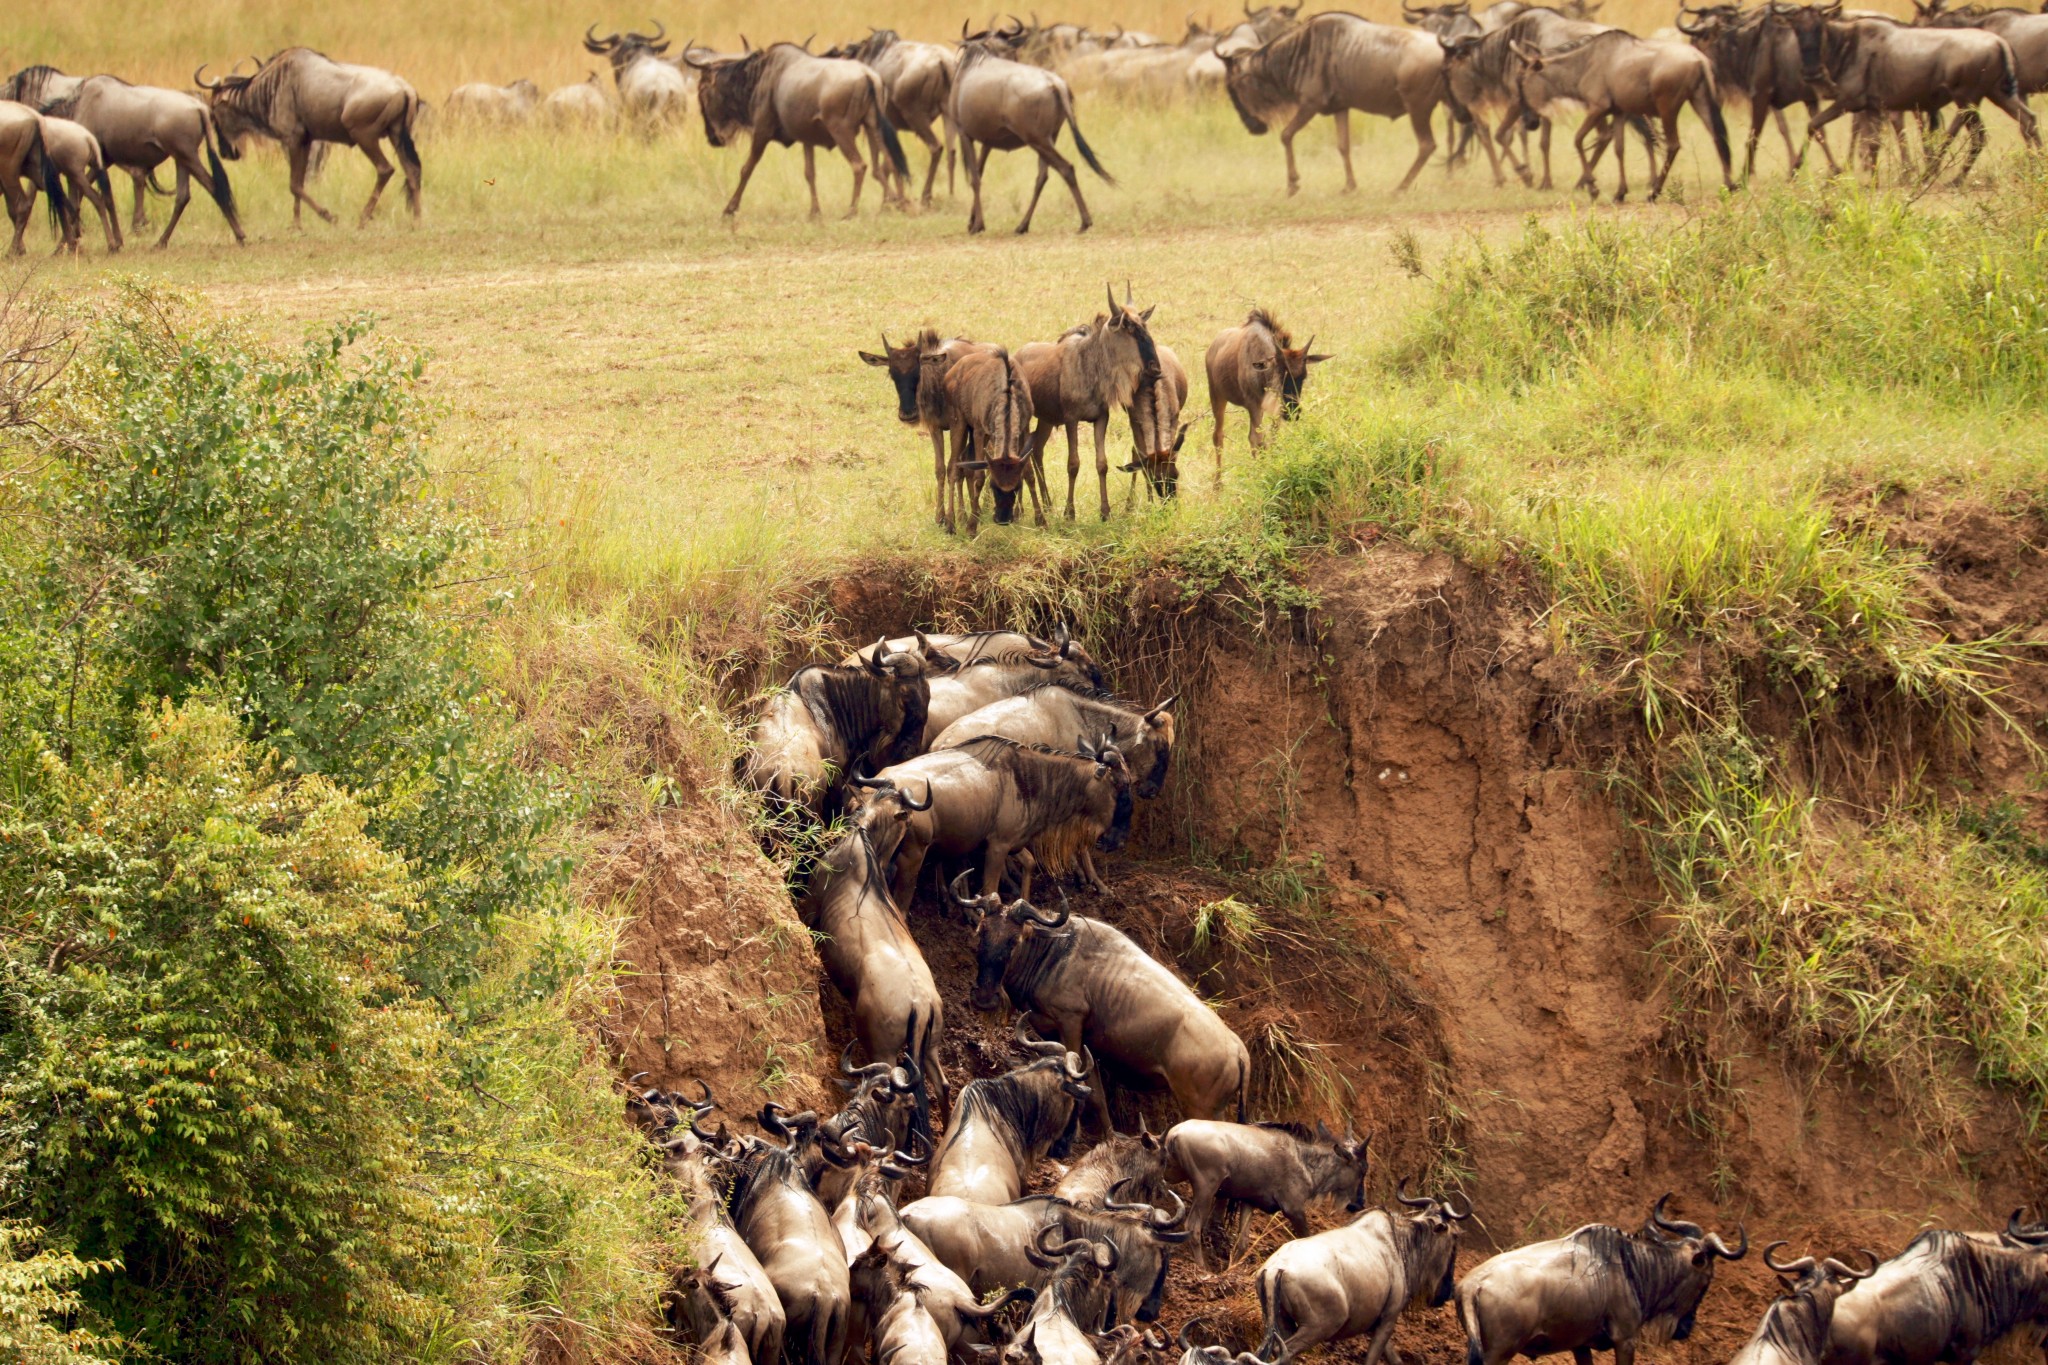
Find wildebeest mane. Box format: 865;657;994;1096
1245;307;1293;347
1696;12;1771;91
1254;1120;1318;1140
1908;1230;2045;1338
957;735;1102;812
702;51;769;134
1573;1224;1696;1319
730;1142;805;1224
1752;1284;1834;1362
2;65;65;107
791;663;889;754
215;49;320;129
953;1062;1074;1158
1457;12;1559;89
1002;912;1082;1001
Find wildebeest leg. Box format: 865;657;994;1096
965;142;992;234
1064;422;1082;519
1013;847;1039;901
351;134;397;226
1359;1316;1404;1365
833;129;873;219
1648;110;1685;201
127;168;151;230
1471;110;1509;187
1805;102;1850;176
907;118;943;207
83;171;122;253
287;141;339;227
930;429;948;527
1393;104;1438;193
2;176;27;255
1492;109;1534;186
1538;116;1555;190
1334;109;1358;193
890;833;929;912
153;162;195;250
1060;1016;1115;1134
1571;1350;1594;1365
1746;101;1776;182
1210;395;1228;480
1987;90;2038;155
1277;108;1318;195
1185;1179;1219;1269
1573;113;1611;198
1246;401;1264;452
1800;100;1840;174
800;145;823;222
1091;417;1110;521
1076;846;1110;895
1017;155;1053;234
723;138;772;219
1949;106;1989;185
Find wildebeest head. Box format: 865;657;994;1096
859;331;929;425
1131;697;1177;800
1077;734;1136;852
1632;1194;1751;1340
1020;1226;1125;1347
1099;1184;1194;1323
957;875;1075;1011
1776;1;1844;82
845;773;932;864
625;1076;717;1137
584;21;672;72
1394;1177;1473;1306
1276;333;1331;420
194;58;276;155
1302;1121;1373;1212
686;46;767;145
823;1037;928;1151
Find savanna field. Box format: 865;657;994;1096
3;0;2048;1359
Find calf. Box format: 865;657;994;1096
1161;1119;1370;1269
1205;309;1330;472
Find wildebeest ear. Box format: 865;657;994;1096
1140;304;1156;322
859;351;890;367
1306;353;1334;364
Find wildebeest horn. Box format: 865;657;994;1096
1648;1193;1705;1241
1026;650;1063;669
688;1079;716;1111
880;331;893;352
1107;282;1121;315
851;773;893;789
1444;1189;1472;1221
1396;1176;1433;1210
1825;1249;1880;1280
841;1038;890;1077
1070;1046;1094;1082
1180;1319;1218;1351
894;1129;932;1167
1148;1188;1189;1230
584;24;619;51
952;869;988;914
1031;1223;1093;1264
902;781;933;813
1054;620;1072;648
760;1101;792;1136
1014;1015;1065;1055
681;43;715;68
1148;695;1178;718
1104;1178;1146;1212
1010;895;1069;929
866;638;891;674
890;1052;922;1093
1091;1237;1120;1272
1763;1242;1814;1276
194;64;222;90
1704;1225;1749;1260
690;1113;726;1143
801;32;816;49
646;18;666;41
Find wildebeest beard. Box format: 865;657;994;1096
700;53;767;145
1225;25;1318;133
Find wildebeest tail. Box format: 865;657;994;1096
203;117;238;220
1235;1053;1249;1123
1702;84;1732;168
1057;83;1115;185
30;125;68;237
393;94;425;180
1629;114;1659;151
1457;1284;1485;1365
91;156;115;214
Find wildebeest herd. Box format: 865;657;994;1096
860;285;1329;531
5;0;2046;252
652;619;2048;1365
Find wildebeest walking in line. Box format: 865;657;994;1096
686;42;911;221
830;30;958;207
30;115;118;253
197;49;423;227
1206;308;1330;471
1219;11;1458;196
0;103;68;256
7;68;243;248
1677;4;1843;180
953;22;1115;234
583;24;692;129
1915;0;2048;100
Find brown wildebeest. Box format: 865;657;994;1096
37;115;119;253
830;30;957;206
1914;0;2048;98
0;103;67;256
1160;1120;1370;1268
739;641;931;817
1728;1245;1878;1365
857;329;1007;528
199;49;423;227
1678;4;1841;179
685;42;910;220
444;78;539;125
919;652;1103;744
541;73;613;128
1441;8;1628;190
842;624;1104;686
1822;1222;2048;1365
27;75;242;247
953;23;1115;234
922;1024;1093;1204
1122;344;1190;503
1510;30;1735;201
1780;3;2038;180
932;688;1177;801
1015;285;1164;522
1205;309;1330;471
583;25;690;128
936;346;1039;534
1219;11;1452;195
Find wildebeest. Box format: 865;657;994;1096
1440;8;1622;189
925;1025;1093;1204
1730;1244;1878;1365
662;1111;788;1365
1219;11;1454;195
800;822;948;1132
857;330;1009;528
26;75;243;247
541;73;613;127
859;735;1130;904
843;1167;1039;1355
738;641;931;817
920;652;1102;745
1054;1130;1169;1208
1508;30;1735;201
584;24;692;129
1779;4;2039;181
932;689;1177;800
1003;1228;1127;1365
444;78;539;124
1160;1119;1371;1268
955;880;1251;1132
1015;286;1165;522
34;115;116;253
1457;1195;1749;1365
831;30;957;205
0;103;66;257
1677;4;1842;178
198;49;423;227
1914;0;2048;98
939;346;1040;533
953;24;1115;234
1253;1182;1470;1363
1205;309;1330;468
1821;1223;2048;1365
842;624;1104;685
684;42;911;220
1123;342;1192;502
717;1113;854;1365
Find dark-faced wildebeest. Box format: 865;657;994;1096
932;689;1178;801
1160;1119;1371;1269
1730;1244;1879;1365
715;1114;855;1365
26;75;243;247
953;23;1115;234
0;103;66;257
1914;0;2048;100
1821;1222;2048;1365
955;878;1252;1133
830;30;957;206
583;25;690;129
39;116;121;253
857;329;1008;528
939;345;1040;533
685;42;910;220
1780;4;2039;181
1206;308;1330;469
199;49;423;227
1015;286;1165;522
1678;4;1841;179
1123;343;1191;502
1457;1195;1749;1365
1218;11;1454;195
1252;1181;1469;1364
924;1024;1093;1204
1508;30;1735;201
738;640;931;817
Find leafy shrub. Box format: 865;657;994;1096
0;1219;120;1365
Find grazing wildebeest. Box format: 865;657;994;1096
541;73;613;127
831;30;957;205
940;346;1040;533
1123;343;1191;502
1160;1119;1372;1269
1821;1222;2048;1365
1915;0;2048;98
924;1025;1093;1204
800;823;948;1133
954;879;1252;1133
1219;12;1453;195
584;24;691;129
1457;1195;1749;1365
685;42;910;220
1205;309;1330;469
1678;4;1841;178
717;1114;854;1365
198;49;423;227
34;115;117;253
953;24;1115;234
860;735;1130;903
28;76;242;247
1730;1245;1879;1365
444;78;539;124
843;623;1104;687
1016;287;1165;522
0;103;66;256
920;652;1102;745
1509;30;1735;201
738;641;931;817
1252;1182;1469;1364
1780;4;2038;180
933;690;1177;800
